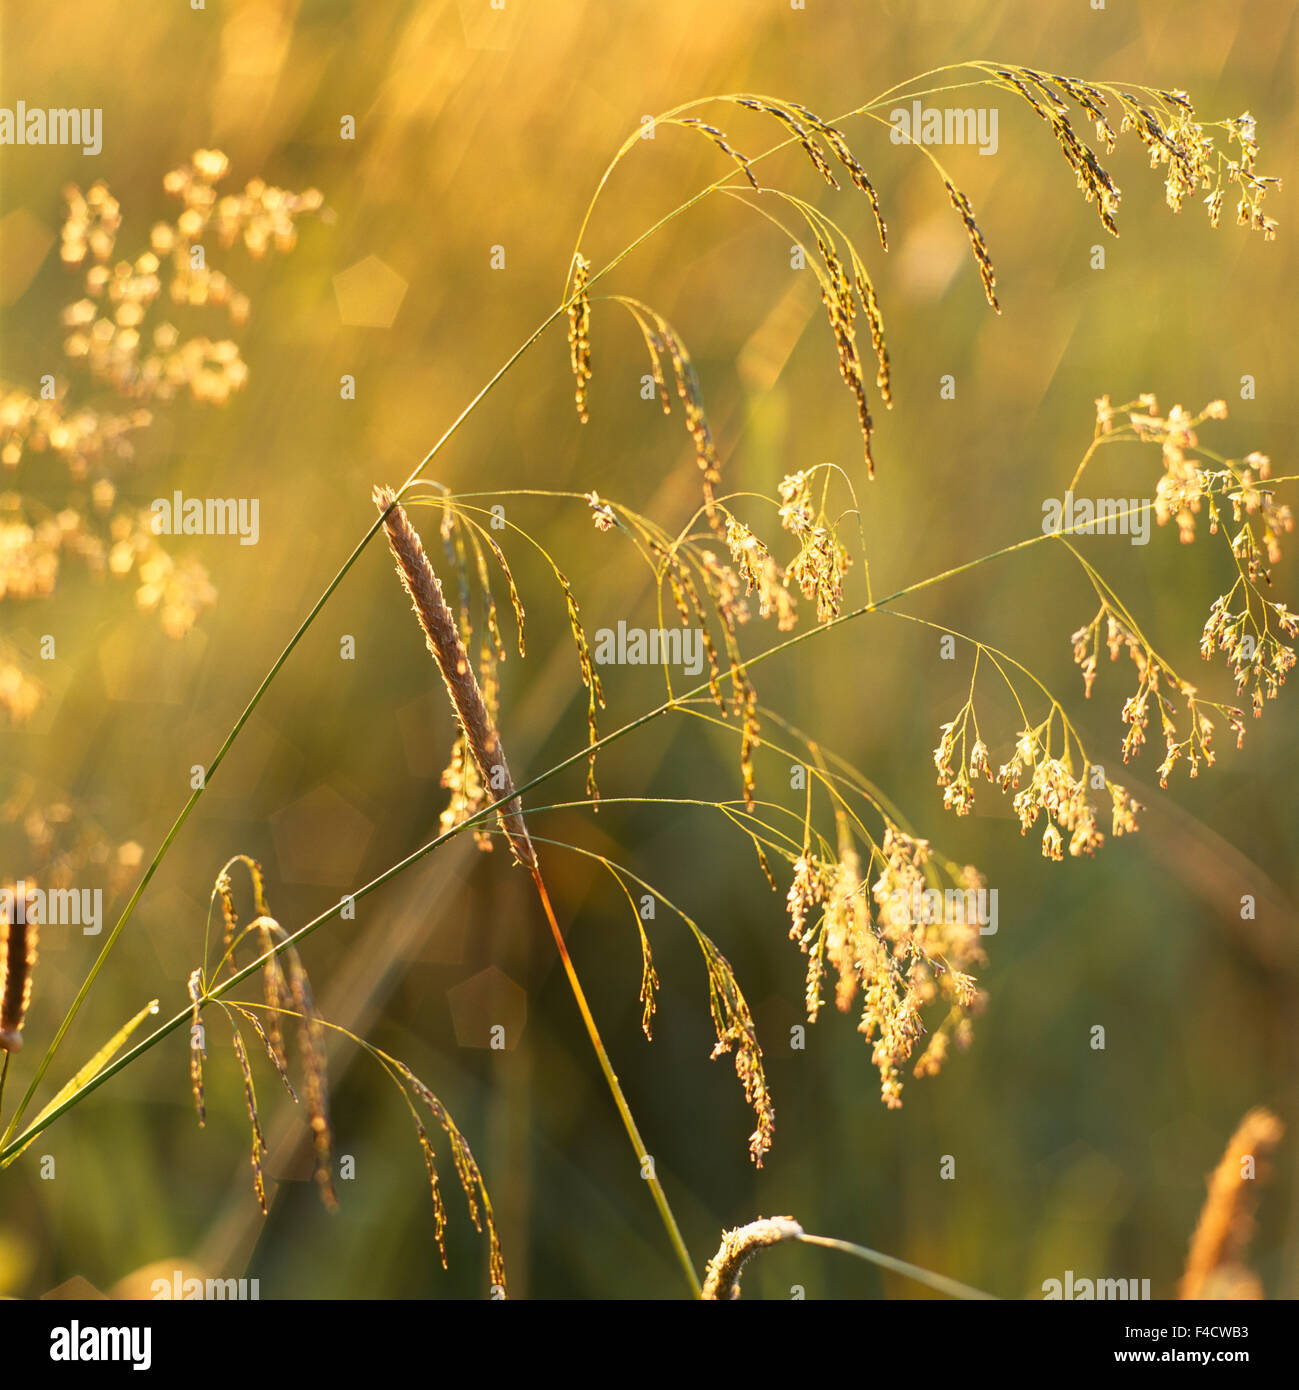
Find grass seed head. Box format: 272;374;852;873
0;885;38;1051
566;252;593;423
229;1025;268;1214
945;180;1000;313
679;117;759;190
185;967;206;1126
1181;1107;1284;1299
375;486;536;867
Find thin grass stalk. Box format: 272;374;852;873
528;868;699;1295
797;1232;996;1300
375;488;701;1295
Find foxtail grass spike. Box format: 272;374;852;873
1181;1107;1284;1299
0;887;38;1053
375;486;536;868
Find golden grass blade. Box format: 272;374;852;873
0;997;159;1168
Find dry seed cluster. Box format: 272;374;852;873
207;860;336;1209
994;728;1124;859
62;152;321;403
1;387;149;475
934;687;1139;860
0;786;141;905
190;858;504;1287
777;471;851;622
1071;397;1293;781
697;930;775;1164
1;150;318;727
788;827;986;1108
729;95;888;249
991;67;1279;240
571;94;893;489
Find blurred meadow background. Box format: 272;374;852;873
1;0;1297;1299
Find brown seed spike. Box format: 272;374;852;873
186;967;206;1127
702;1216;804;1300
557;571;604;799
375;487;536;868
245;913;293;1087
416;1124;449;1268
0;886;38;1052
997;69;1051;123
679;118;759;190
283;951;337;1211
216;870;238;955
1181;1107;1284;1299
736;97;839;189
566;253;592;423
855;272;892;406
1021;69;1069;114
788;103;889;249
230;1026;268;1214
242;1008;297;1100
818;277;876;475
944;180;1000;313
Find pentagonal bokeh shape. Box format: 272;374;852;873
332;254;408;328
269;782;374;886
